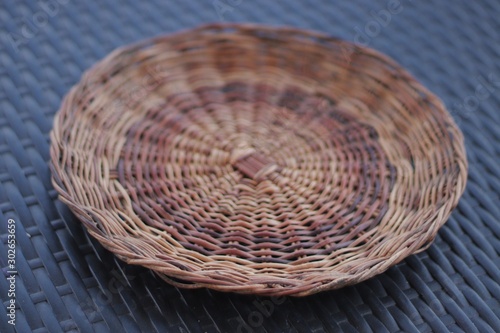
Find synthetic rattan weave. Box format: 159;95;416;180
50;23;467;296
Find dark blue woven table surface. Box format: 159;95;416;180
0;1;499;332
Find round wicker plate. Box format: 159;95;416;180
50;23;467;296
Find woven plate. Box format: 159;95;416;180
50;23;467;296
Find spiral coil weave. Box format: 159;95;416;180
50;23;467;296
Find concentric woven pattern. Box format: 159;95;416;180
50;23;467;296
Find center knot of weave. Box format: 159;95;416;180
231;148;277;181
